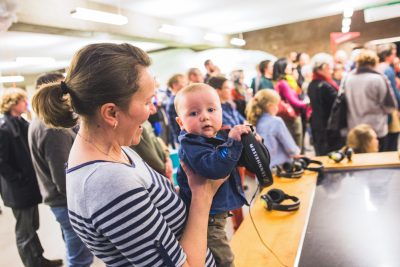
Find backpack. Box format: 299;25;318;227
327;79;347;131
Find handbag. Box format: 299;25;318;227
327;79;347;131
277;100;296;121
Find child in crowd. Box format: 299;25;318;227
347;124;379;154
174;83;251;267
247;89;300;167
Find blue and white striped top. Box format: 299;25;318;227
66;148;215;267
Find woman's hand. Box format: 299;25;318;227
164;157;173;179
180;161;228;201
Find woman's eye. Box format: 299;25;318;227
189;111;198;116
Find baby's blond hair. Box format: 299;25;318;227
174;83;216;115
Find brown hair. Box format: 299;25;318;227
0;88;27;114
35;72;65;89
174;83;215;115
207;76;227;90
167;74;184;88
32;43;151;128
347;124;376;153
356;49;379;68
246;89;280;126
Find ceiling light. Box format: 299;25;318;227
0;75;24;83
230;37;246;46
204;33;224;43
342;18;351;27
70;7;128;25
341;26;350;33
343;7;354;18
158;24;189;36
16;57;56;64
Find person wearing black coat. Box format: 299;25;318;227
0;88;62;267
308;53;344;156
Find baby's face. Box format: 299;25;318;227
177;89;222;138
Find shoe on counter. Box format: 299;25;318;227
40;257;63;267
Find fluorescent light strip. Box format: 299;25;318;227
0;76;24;83
71;7;128;25
341;26;350;33
230;37;246;46
343;7;354;18
159;24;189;36
16;57;56;64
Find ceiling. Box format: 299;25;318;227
0;0;393;76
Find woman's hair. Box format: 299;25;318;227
272;58;288;81
0;88;27;114
356;49;379;68
259;60;271;75
246;89;280;126
310;53;333;73
346;124;376;153
32;43;151;128
207;76;227;90
36;72;65;89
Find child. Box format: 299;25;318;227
347;124;379;153
174;83;250;267
246;89;300;167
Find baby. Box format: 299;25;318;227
174;83;250;267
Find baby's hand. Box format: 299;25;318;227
228;125;251;141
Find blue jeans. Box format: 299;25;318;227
50;206;93;267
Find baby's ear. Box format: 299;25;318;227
175;117;184;129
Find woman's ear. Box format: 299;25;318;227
100;103;118;128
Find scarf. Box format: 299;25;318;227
312;72;339;91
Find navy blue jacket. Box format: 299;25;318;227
177;131;248;214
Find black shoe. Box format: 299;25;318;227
40;257;63;267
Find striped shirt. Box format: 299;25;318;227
66;148;215;267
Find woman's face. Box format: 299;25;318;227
285;62;293;75
118;68;156;146
11;97;28;116
218;80;233;102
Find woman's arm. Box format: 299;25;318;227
278;81;307;110
180;162;227;267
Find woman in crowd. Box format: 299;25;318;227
344;49;397;151
32;43;224;267
273;58;308;148
308;53;344;156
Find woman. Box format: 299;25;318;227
345;49;397;151
273;58;308;148
32;43;224;267
308;53;344;156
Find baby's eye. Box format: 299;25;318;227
189;111;198;116
208;108;216;112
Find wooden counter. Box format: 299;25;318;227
314;151;400;171
230;171;318;267
231;151;400;267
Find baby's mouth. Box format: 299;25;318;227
202;125;213;130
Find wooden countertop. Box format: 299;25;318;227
230;171;318;267
315;151;400;171
231;151;400;267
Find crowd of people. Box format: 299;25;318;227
0;41;399;267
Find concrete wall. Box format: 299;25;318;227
243;10;400;57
